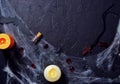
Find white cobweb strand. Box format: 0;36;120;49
0;0;120;84
117;19;120;34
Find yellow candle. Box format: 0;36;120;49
0;33;15;49
44;65;61;82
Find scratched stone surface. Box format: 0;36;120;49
9;0;119;56
0;0;120;84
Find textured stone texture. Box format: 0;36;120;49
0;0;120;84
9;0;118;56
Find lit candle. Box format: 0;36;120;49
44;65;61;82
0;33;15;49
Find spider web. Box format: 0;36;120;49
0;0;120;84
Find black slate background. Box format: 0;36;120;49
0;0;120;84
9;0;119;57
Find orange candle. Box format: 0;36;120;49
0;33;15;49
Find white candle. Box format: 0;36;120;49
44;65;61;82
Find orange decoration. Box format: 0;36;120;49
0;33;15;49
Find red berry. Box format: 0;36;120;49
69;66;75;72
44;44;49;49
31;64;36;69
66;58;72;64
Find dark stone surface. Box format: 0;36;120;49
9;0;119;57
0;0;120;84
0;51;7;84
